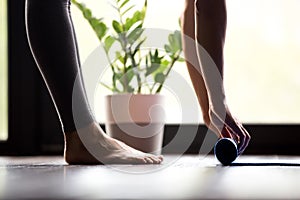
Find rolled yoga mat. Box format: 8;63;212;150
214;138;238;166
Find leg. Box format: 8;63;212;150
25;0;163;164
180;0;219;136
194;0;250;154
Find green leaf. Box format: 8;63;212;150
150;49;163;64
127;27;144;44
112;73;121;90
115;51;125;64
154;60;169;75
83;9;92;18
122;0;147;31
132;11;142;23
164;44;172;53
146;63;160;76
145;49;165;76
145;55;149;67
124;19;133;31
141;0;147;20
154;49;159;58
72;0;107;41
150;60;169;80
93;22;107;41
178;17;182;27
123;68;135;84
90;18;99;27
124;18;133;31
168;34;177;52
100;82;120;93
124;11;143;31
167;30;182;54
112;20;123;33
114;69;135;92
72;1;91;20
120;0;130;9
126;86;135;93
154;73;165;84
178;57;185;62
121;5;135;16
132;37;146;56
174;30;182;50
104;36;115;52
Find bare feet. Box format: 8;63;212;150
64;122;163;165
207;109;251;155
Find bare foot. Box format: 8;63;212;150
64;122;163;165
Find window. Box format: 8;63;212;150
225;0;300;124
0;0;8;141
72;0;300;124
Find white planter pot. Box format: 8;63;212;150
104;94;165;155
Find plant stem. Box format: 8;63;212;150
150;82;156;94
127;48;142;93
103;48;118;90
115;0;133;93
154;53;181;94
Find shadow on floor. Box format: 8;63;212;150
231;163;300;166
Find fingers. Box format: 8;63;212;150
237;125;251;155
208;111;251;155
230;117;250;155
220;123;250;155
221;126;240;144
229;125;250;155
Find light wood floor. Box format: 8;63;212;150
0;155;300;199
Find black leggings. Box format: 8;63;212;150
25;0;95;132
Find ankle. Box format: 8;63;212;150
202;113;211;127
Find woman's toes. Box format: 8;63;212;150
144;157;154;164
139;157;148;164
147;155;161;164
158;155;164;162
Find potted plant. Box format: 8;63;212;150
72;0;183;154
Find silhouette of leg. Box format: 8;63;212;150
194;0;250;154
181;0;220;136
25;0;163;164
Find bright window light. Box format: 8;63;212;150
72;0;300;124
0;0;8;140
